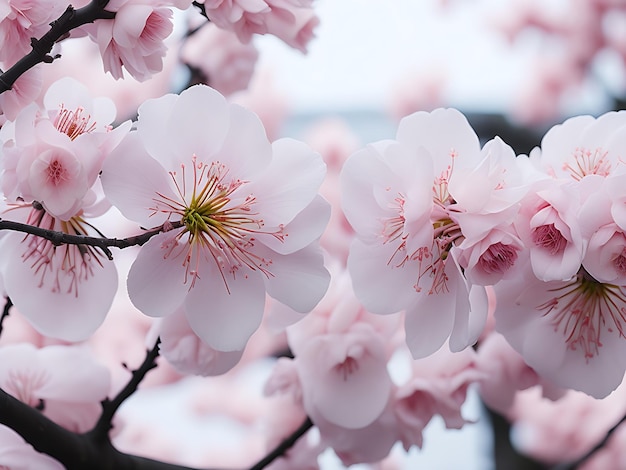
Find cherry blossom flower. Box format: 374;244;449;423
0;77;129;341
393;345;484;450
495;263;626;398
180;24;259;96
0;0;66;65
84;0;175;82
201;0;319;52
341;108;526;358
494;111;626;397
101;84;330;352
476;332;564;414
0;343;111;432
0;76;129;220
156;307;244;376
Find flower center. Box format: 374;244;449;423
381;149;463;295
152;156;282;292
537;269;626;359
532;223;567;255
53;105;96;140
479;242;519;274
46;158;68;186
563;147;611;180
14;204;105;297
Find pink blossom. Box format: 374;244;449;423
262;0;319;53
514;179;585;281
394;346;484;450
295;322;393;429
86;1;174;82
0;66;42;121
495;262;626;398
157;307;244;376
507;382;626;465
180;24;259;96
0;76;129;220
341;108;500;358
0;0;66;65
0;78;129;341
202;0;318;52
0;343;110;432
476;332;564;414
101;85;330;352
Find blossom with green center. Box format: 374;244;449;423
102;85;330;352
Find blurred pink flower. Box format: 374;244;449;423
0;343;110;432
180;24;259;96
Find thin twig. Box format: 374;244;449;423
0;297;12;338
0;0;115;93
0;219;183;260
88;337;162;443
249;417;314;470
192;1;210;21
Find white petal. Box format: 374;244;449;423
101;131;175;227
255;195;330;255
248;138;326;228
347;239;419;314
127;233;189;317
259;243;330;313
184;265;266;352
1;235;117;341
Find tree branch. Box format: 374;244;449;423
0;219;183;261
0;297;12;338
0;0;115;94
88;337;161;443
249;417;314;470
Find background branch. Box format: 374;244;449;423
88;338;162;443
249;417;314;470
0;0;115;94
0;219;183;260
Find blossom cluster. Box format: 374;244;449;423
0;0;626;468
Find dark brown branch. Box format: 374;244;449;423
0;386;200;470
249;417;314;470
88;337;161;443
0;0;115;94
192;1;210;21
0;296;12;338
0;219;183;260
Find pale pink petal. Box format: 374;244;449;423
257;242;329;313
184;265;266;351
213;103;272;178
256;195;330;255
37;346;110;401
404;289;457;359
347;239;419;314
127;233;189;317
298;325;392;429
396;108;481;175
340;142;412;240
101;131;176;227
159;309;244;376
248;138;326;227
164;85;230;165
1;234;117;341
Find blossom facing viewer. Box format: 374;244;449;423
101;84;331;352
